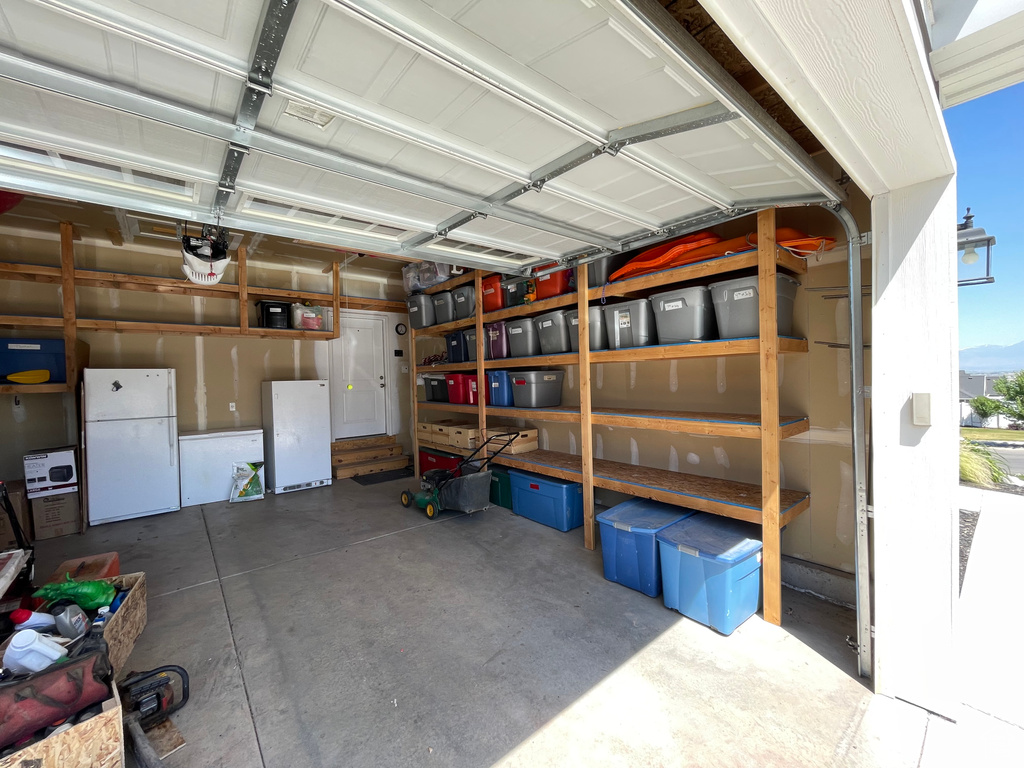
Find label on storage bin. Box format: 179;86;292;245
530;483;540;489
543;375;557;381
539;274;550;281
450;339;458;346
540;320;552;328
488;330;499;339
410;306;419;313
483;287;495;295
733;288;755;301
434;297;446;305
663;300;683;311
509;327;523;335
8;343;42;350
570;318;578;326
269;307;282;313
513;378;526;385
455;294;465;302
618;314;631;328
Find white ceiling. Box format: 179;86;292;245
0;0;843;272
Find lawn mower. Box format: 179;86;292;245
401;432;517;519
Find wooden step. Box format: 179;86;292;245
331;434;396;453
333;454;410;480
332;444;404;466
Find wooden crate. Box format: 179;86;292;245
102;572;147;675
483;428;539;454
448;426;480;449
0;676;124;768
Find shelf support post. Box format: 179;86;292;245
577;264;596;550
757;208;782;625
237;245;249;335
332;262;341;340
411;326;420;477
59;221;77;391
474;271;486;438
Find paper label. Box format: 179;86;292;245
7;343;41;350
663;300;683;311
434;297;446;306
269;307;282;313
543;374;557;381
509;327;523;335
539;274;550;281
455;294;465;302
483;288;495;295
618;314;631;328
733;288;755;301
540;320;552;328
570;318;578;326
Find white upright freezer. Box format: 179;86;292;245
84;368;180;525
261;380;332;494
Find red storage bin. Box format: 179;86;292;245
445;373;472;404
482;274;504;312
533;268;573;300
419;448;462;477
467;375;490;405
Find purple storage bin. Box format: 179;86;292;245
486;321;509;359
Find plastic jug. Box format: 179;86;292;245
3;630;66;674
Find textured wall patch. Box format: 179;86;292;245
540;428;549;450
669;360;678;392
596;364;604;389
669;445;679;472
594;432;604;459
717;358;727;393
686;452;700;465
630;437;639;465
568;432;577;455
714;446;730;468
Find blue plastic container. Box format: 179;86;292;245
508;469;583;532
0;339;67;383
487;370;514;406
656;514;763;635
446;330;469;363
597;499;695;597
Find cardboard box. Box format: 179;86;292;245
0;479;33;547
449;425;481;449
31;491;82;539
23;446;78;499
484;428;539;454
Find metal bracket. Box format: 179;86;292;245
851;231;872;247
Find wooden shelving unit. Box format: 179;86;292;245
409;209;810;626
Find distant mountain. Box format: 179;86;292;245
960;341;1024;374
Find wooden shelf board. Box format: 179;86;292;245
423;271;477;295
414;316;476;337
0;314;64;329
590;409;809;439
585;247;805;302
0;261;62;284
417;440;474;456
0;382;70;395
488;449;810;524
481;291;579;323
589;337;807;364
75;269;238;300
415;361;477;373
416;401;477;414
337;295;406;312
248;327;335;340
486;405;581;422
484;352;579;369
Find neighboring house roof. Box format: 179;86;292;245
959;370;1002;400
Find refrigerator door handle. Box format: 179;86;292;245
168;418;176;467
167;377;176;467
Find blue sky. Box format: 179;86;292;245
946;82;1024;349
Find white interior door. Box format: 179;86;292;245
330;315;387;439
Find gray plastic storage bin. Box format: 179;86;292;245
650;286;717;343
423;374;448;402
506;317;540;357
603;299;656;349
432;291;456;324
534;310;572;355
586;254;630;287
407;294;435;329
566;307;608;351
709;274;799;338
452;285;475;320
510;370;565;408
463;327;489;361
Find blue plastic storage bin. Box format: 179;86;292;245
487;370;514;406
0;339;66;383
656;514;763;635
597;499;695;597
508;469;583;532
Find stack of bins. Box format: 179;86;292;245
407;295;435;329
650;286;717;342
486;322;510;359
451;285;475;320
566;307;608;351
508;469;583;531
432;291;456;324
534;310;572;354
656;514;763;635
506;318;540;357
487;370;513;406
481;275;504;312
603;299;657;349
596;499;694;597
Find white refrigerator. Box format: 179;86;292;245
84;368;180;524
262;380;332;494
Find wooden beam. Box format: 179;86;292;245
237;246;249;334
59;222;77;389
75;269;238;300
474;271;486;438
0;315;64;329
411;326;420;478
0;262;62;284
577;264;596;550
332;262;341;340
757;207;782;626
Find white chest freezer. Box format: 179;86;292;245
178;428;265;508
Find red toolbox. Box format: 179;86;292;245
419;448;462;477
533;267;573;300
482;274;504;313
445;373;471;404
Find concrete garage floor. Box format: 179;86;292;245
32;479;1001;767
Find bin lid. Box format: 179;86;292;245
655;514;762;562
596;498;694;533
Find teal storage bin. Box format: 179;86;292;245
490;466;512;508
656;514;762;635
508;469;583;532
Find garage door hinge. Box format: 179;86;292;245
865;504;874;519
851;231;872;247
